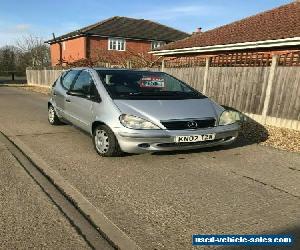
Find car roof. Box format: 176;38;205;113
70;67;161;73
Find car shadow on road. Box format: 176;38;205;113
219;225;300;250
153;106;269;156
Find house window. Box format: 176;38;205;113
151;41;165;50
108;38;126;51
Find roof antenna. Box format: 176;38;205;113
52;33;57;42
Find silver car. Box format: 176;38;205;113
48;68;240;157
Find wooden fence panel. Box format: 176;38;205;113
164;66;205;91
206;67;270;115
267;66;300;120
140;68;160;72
26;69;63;86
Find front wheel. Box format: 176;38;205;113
93;125;122;157
48;105;62;125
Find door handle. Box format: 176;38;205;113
66;99;71;103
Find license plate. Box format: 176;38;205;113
175;134;216;143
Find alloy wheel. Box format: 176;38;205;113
48;106;55;123
95;129;110;153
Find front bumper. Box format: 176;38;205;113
114;123;240;154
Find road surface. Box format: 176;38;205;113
0;138;91;249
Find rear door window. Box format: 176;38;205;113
61;70;80;90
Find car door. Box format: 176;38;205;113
65;70;100;131
53;70;81;120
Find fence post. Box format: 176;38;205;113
202;57;211;94
26;69;30;85
26;68;31;84
44;68;47;86
261;54;279;123
161;59;165;72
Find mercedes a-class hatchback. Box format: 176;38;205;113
48;68;240;157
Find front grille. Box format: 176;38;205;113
161;118;216;130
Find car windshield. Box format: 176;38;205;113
97;70;206;100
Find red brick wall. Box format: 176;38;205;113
50;43;61;66
50;37;86;66
50;36;157;66
87;37;154;62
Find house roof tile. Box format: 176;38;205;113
157;2;300;51
46;16;189;44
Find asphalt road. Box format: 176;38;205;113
0;86;299;250
0;137;90;249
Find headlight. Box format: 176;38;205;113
119;114;160;130
219;110;240;125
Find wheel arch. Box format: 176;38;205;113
91;120;122;156
91;120;107;135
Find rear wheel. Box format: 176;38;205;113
48;105;61;125
93;125;122;157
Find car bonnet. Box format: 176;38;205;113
113;98;221;125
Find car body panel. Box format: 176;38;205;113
114;122;239;153
52;78;68;118
113;98;221;128
65;95;94;131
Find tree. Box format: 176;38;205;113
16;35;50;68
0;35;50;75
0;46;17;74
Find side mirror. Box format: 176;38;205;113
87;94;102;103
66;90;86;97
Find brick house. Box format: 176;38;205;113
45;16;189;66
152;1;300;66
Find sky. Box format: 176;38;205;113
0;0;293;47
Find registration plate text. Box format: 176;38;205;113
175;134;216;143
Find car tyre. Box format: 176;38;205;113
48;105;62;125
93;125;122;157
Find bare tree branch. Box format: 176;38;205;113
16;35;50;68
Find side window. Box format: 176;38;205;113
108;38;126;51
61;70;80;90
151;41;165;50
72;71;94;95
